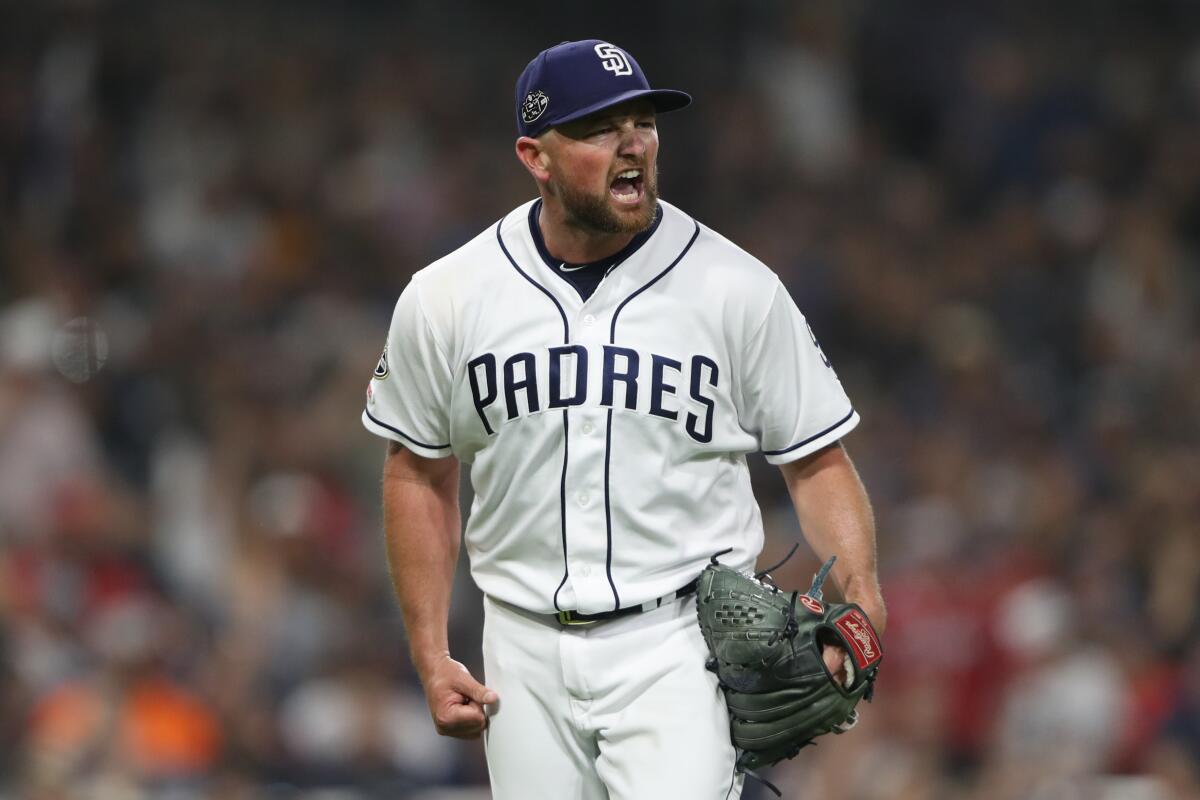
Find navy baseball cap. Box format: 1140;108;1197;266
516;39;691;138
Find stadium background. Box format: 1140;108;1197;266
1;1;1198;797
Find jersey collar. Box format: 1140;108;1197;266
527;198;664;277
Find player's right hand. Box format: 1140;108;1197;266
421;655;498;739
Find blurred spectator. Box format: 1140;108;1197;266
986;579;1125;785
24;598;222;794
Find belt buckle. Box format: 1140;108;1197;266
557;610;597;626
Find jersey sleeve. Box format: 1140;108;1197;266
737;282;859;464
361;278;454;458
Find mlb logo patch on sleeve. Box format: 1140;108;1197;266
374;344;389;379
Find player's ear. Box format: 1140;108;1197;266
515;136;551;183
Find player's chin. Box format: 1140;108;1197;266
607;186;655;228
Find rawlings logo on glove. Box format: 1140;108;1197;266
836;609;881;667
696;551;882;795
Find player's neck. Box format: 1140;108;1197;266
537;202;636;265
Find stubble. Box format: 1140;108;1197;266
551;168;659;235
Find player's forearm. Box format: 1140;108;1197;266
779;442;886;631
381;444;463;678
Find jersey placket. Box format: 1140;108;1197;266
560;295;618;612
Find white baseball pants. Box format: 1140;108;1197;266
481;593;743;800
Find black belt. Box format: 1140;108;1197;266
554;579;699;626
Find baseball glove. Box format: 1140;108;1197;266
697;550;882;788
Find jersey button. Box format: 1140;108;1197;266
582;314;596;327
581;421;594;435
580;565;592;577
577;492;590;507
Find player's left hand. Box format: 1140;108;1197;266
853;593;887;636
822;643;850;686
697;557;884;773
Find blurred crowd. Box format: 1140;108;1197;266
1;1;1198;798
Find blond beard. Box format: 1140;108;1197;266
549;171;659;235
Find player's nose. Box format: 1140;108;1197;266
614;119;652;151
617;123;648;156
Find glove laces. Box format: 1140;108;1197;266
766;590;800;648
754;542;800;581
741;765;784;797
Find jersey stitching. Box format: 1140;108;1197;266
732;280;785;437
744;280;785;355
762;407;856;456
494;212;573;612
363;407;451;450
602;218;702;611
410;276;453;367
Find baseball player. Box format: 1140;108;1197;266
362;40;885;799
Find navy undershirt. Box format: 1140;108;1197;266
528;199;664;302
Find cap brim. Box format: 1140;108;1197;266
547;88;692;131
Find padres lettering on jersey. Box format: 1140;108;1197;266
362;199;859;615
465;345;719;443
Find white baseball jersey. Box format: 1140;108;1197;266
362;198;858;615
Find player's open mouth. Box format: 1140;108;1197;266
610;169;644;206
